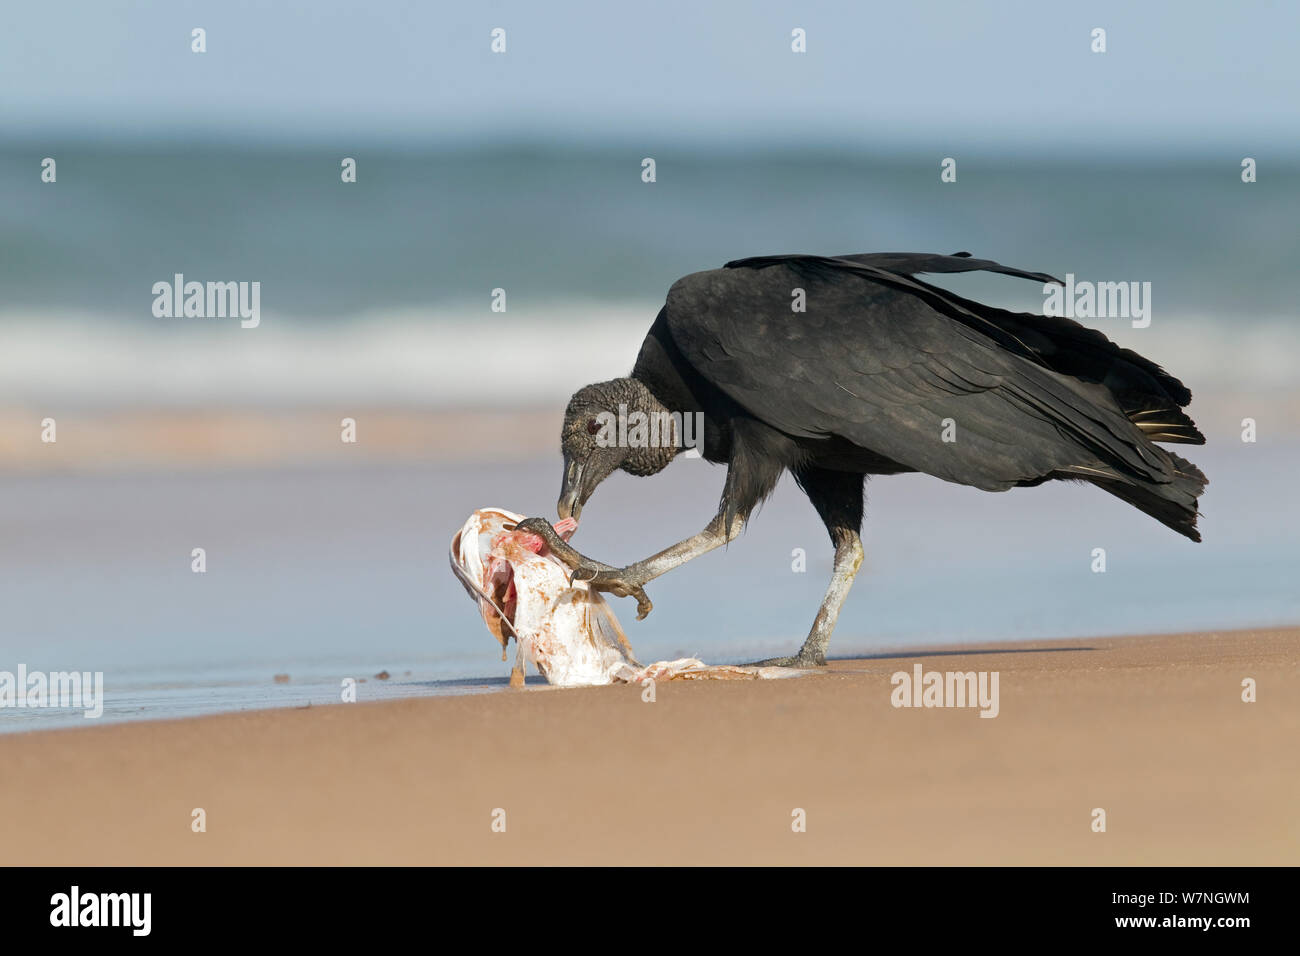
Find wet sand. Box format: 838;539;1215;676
3;388;1293;471
0;628;1295;865
0;407;562;471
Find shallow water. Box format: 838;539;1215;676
1;436;1295;732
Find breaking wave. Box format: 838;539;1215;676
0;304;1295;408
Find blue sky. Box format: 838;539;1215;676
2;0;1297;150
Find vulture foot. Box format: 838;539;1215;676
570;566;654;620
512;518;654;620
751;650;827;668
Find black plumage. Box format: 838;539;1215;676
525;251;1207;665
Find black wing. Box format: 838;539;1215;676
726;253;1201;442
727;250;1064;286
665;255;1191;492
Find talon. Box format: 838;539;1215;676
513;517;548;535
514;517;605;573
512;516;648;617
579;569;654;621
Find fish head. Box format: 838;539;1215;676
449;509;580;655
451;508;637;685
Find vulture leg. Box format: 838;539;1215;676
757;468;866;667
514;509;745;621
757;529;863;666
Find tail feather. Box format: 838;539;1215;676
1127;405;1205;444
1079;451;1207;542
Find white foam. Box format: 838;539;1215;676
0;302;651;407
0;305;1293;407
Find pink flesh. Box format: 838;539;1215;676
483;517;579;624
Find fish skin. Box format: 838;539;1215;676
451;508;811;687
452;507;638;686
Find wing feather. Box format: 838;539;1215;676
666;258;1185;491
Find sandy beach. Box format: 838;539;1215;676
5;0;1300;888
1;628;1294;866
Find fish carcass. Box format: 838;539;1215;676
450;507;797;687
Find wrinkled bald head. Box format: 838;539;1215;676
557;379;650;520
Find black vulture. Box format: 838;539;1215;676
516;251;1207;666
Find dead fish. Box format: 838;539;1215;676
450;507;805;687
449;507;638;687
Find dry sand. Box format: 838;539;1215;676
1;628;1295;865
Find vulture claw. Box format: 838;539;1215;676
513;517;653;619
513;517;615;573
578;568;653;620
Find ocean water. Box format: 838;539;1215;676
1;142;1297;730
1;143;1298;405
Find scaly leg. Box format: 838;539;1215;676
755;530;863;667
755;467;867;667
514;511;745;621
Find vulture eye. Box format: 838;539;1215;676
586;419;602;435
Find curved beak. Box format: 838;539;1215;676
557;455;586;521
